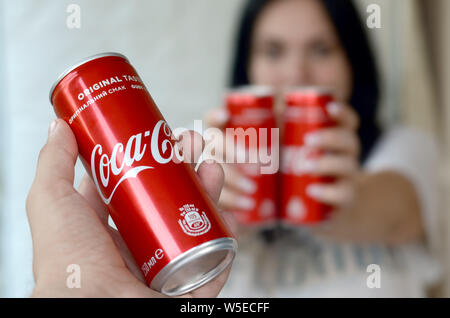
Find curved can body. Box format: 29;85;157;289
50;53;237;296
225;86;279;228
281;88;337;225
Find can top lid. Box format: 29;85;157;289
283;86;334;96
226;85;274;98
49;52;129;105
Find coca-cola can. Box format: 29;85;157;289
49;53;237;296
281;87;337;225
224;86;278;227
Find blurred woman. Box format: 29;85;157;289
206;0;441;297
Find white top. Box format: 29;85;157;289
219;126;442;297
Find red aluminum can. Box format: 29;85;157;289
225;86;278;227
281;87;337;225
49;53;237;296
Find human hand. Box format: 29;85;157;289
204;108;259;221
26;119;235;298
302;102;364;240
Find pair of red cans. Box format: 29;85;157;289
224;86;336;227
49;53;237;296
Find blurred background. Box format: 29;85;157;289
0;0;449;297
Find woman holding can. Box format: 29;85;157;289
207;0;440;297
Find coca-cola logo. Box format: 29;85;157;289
91;120;182;204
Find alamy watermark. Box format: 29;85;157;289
66;4;81;29
367;4;381;29
66;264;81;289
170;120;280;175
366;264;381;289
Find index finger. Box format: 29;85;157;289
177;130;205;169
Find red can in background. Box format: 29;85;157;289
225;86;278;227
281;87;337;225
49;53;237;296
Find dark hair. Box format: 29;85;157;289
230;0;381;163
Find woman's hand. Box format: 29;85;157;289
301;102;362;238
205;103;360;229
308;102;424;244
26;119;234;298
205;102;424;245
204;108;259;215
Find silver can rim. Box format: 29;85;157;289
150;237;238;296
49;52;129;105
226;85;275;99
283;86;335;97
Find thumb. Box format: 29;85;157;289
34;119;78;192
26;119;82;277
26;119;79;233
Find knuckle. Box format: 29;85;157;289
37;144;49;166
345;105;360;128
341;155;357;170
315;157;327;171
353;115;361;129
321;129;339;144
344;131;359;151
25;188;37;216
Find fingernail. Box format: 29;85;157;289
48;119;58;137
307;184;323;199
303;160;318;172
327;102;341;115
214;109;229;124
236;196;255;210
237;177;257;194
304;133;321;146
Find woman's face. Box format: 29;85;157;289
249;0;353;105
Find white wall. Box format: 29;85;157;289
0;0;6;296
